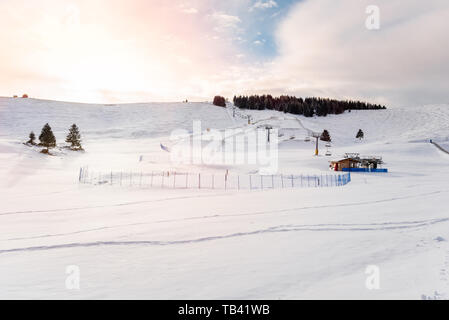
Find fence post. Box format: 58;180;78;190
281;174;284;188
291;175;294;188
225;174;227;190
79;167;82;183
173;172;176;189
212;174;215;189
249;175;252;190
237;175;240;190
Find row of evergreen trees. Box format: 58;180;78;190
233;95;386;117
27;123;83;153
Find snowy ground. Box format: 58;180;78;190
0;97;449;299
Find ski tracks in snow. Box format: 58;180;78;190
1;189;448;218
2;217;449;255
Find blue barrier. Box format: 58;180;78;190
342;168;388;173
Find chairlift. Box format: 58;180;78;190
325;142;332;148
304;136;311;142
325;150;332;156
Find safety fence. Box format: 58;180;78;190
79;167;351;190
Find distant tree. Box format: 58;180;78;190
213;96;226;107
39;123;56;152
65;124;83;150
22;94;28;98
27;131;36;145
356;129;364;140
320;129;331;142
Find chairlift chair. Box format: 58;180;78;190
304;136;311;142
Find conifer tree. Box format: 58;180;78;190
39;123;56;151
213;96;226;107
356;129;364;140
65;124;82;150
27;131;36;145
320;129;331;142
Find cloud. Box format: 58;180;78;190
209;11;242;32
178;2;198;14
265;0;449;106
250;0;278;11
181;7;198;14
2;0;448;106
0;0;246;103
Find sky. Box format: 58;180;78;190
1;0;448;106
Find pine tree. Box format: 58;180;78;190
213;96;226;107
27;131;36;145
39;123;56;151
320;129;331;142
66;124;82;150
356;129;364;140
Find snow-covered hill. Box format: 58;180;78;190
0;97;448;299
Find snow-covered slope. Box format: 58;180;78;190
0;97;449;299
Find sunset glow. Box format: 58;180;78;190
1;0;449;105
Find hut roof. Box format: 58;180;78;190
330;158;361;164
